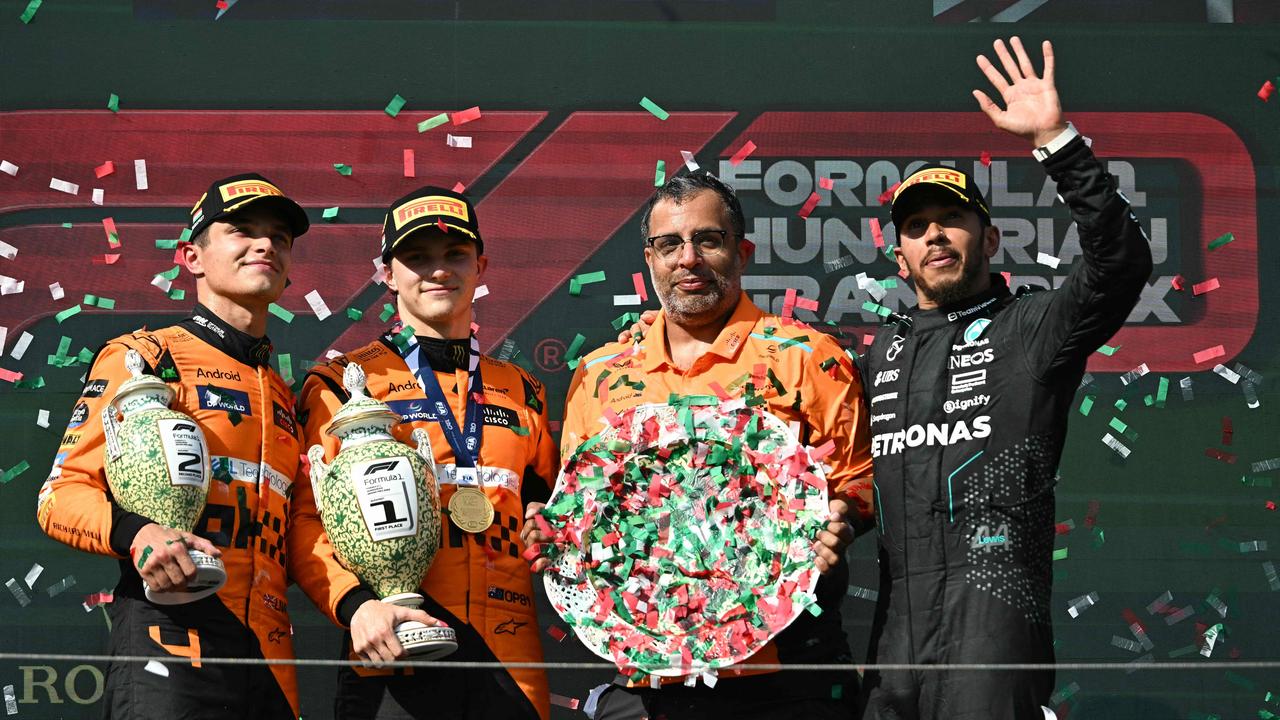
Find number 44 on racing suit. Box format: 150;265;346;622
859;128;1153;718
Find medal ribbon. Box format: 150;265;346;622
401;335;483;471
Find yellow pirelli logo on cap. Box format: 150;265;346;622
393;196;469;230
219;180;284;202
894;168;966;202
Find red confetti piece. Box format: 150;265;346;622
632;272;648;302
809;439;835;461
451;106;482;125
1084;499;1101;528
92;254;121;265
797;191;821;219
0;368;22;383
1054;521;1073;535
1192;345;1225;364
102;217;120;247
436;218;448;234
878;182;900;206
1191;277;1220;296
451;181;466;193
1000;271;1012;287
898;267;910;279
870;217;885;248
794;296;818;312
862;333;875;348
708;381;732;402
980;150;992;167
781;287;797;319
215;0;228;9
402;149;415;177
1221;416;1233;445
547;625;568;642
94;161;115;178
520;543;543;562
1260;80;1276;102
1204;448;1237;464
728;140;757;166
1171;274;1184;291
818;177;834;191
1266;501;1276;511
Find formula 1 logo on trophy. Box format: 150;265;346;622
103;349;224;604
308;362;458;658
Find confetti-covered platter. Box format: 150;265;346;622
541;400;829;678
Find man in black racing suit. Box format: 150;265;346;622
859;38;1153;719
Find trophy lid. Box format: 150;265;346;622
326;361;401;436
113;349;174;407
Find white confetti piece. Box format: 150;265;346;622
134;159;149;190
1243;381;1260;409
1212;364;1241;384
1200;623;1223;657
0;241;16;260
1239;540;1268;553
1066;591;1099;618
304;289;331;320
11;331;33;360
45;575;76;597
144;660;169;677
150;275;173;293
1179;376;1193;401
1102;432;1131;459
1253;457;1280;473
856;272;888;302
0;326;6;355
1125;653;1153;674
473;284;489;301
1146;590;1172;614
3;683;15;715
613;294;641;306
324;349;343;360
1163;605;1195;625
23;564;42;588
446;134;472;148
92;188;104;205
1;275;25;296
5;578;30;607
680;150;699;172
1119;363;1149;386
0;161;18;177
36;409;49;428
823;255;854;273
1111;635;1142;653
49;178;79;195
846;585;878;602
1264;561;1280;591
1035;252;1061;269
48;282;64;301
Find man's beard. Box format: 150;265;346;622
912;252;986;308
657;268;740;324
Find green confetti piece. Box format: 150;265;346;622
227;411;242;426
510;426;530;437
55;305;82;323
1167;644;1198;658
1078;396;1093;416
881;278;899;289
830;684;843;700
1143;395;1154;407
417;113;449;133
379;303;396;322
15;376;45;389
1096;344;1119;356
883;243;896;261
0;460;31;484
1155;377;1169;408
179;228;193;242
1208;232;1234;251
61;222;73;229
384;94;407;117
1241;476;1273;487
860;300;891;317
267;303;295;323
322;206;340;221
1225;671;1255;690
167;288;185;301
1092;528;1105;547
1114;398;1127;411
155;239;179;250
778;335;810;350
277;352;294;386
333;163;353;176
158;265;181;281
638;96;669;120
575;270;606;286
82;294;98;306
19;0;41;24
107;93;120;113
1052;547;1069;561
346;307;364;321
566;333;586;364
94;296;116;310
1108;417;1128;434
77;348;94;364
56;336;72;356
568;278;582;296
654;160;665;187
389;325;415;350
611;312;640;331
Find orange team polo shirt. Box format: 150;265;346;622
560;291;874;679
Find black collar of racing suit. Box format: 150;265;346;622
178;303;274;367
378;331;472;372
906;273;1012;334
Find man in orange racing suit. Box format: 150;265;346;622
525;171;874;720
36;174;434;719
298;186;559;720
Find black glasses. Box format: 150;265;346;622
645;230;731;259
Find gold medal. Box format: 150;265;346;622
448;487;494;533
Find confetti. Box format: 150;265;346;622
1208;232;1234;251
613;294;641;306
2;683;14;715
0;368;22;384
980;150;992;167
107;93;120;113
446;134;473;149
1192;345;1225;365
1;275;24;296
654;160;665;187
11;332;33;359
379;303;396;322
1171;274;1184;291
384;94;407;117
1036;252;1062;269
345;307;363;322
48;282;64;301
639;96;669;120
0;160;17;176
473;284;489;301
36;408;49;428
134;159;149;190
49;178;79;195
797;192;821;219
322;206;340;222
94;161;115;178
1264;561;1279;591
1260;80;1276;101
1119;363;1149;386
403;149;415;177
92;188;104;205
869;218;885;248
417;113;450;133
1191;277;1220;296
19;0;41;23
1102;433;1131;459
268;304;295;324
1052;547;1068;561
847;585;878;602
103;217;120;247
23;564;42;588
144;660;169;677
878;182;900;206
1095;344;1119;356
55;304;83;323
304;290;331;321
1146;590;1172;614
1067;591;1099;618
1213;364;1241;384
451;181;466;193
451;106;482;125
5;578;30;607
549;693;580;710
1111;635;1142;653
681;151;699;172
1239;540;1268;553
333;163;353;176
1163;605;1195;625
729;140;757;166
